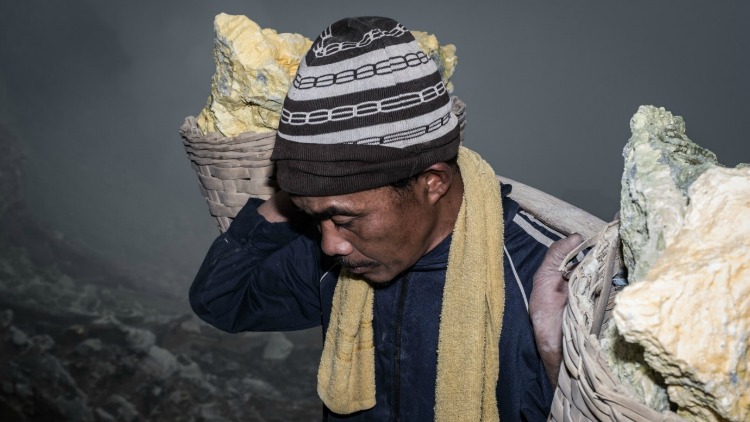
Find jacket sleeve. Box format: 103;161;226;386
189;198;325;333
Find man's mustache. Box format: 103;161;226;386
336;257;379;269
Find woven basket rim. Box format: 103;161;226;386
550;221;686;422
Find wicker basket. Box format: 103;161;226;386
180;96;466;232
549;220;685;422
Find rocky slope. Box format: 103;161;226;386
0;125;323;421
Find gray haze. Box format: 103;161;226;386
0;0;748;298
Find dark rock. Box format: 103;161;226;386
197;402;231;422
75;338;104;356
0;309;12;329
8;326;29;347
103;394;139;422
123;326;156;354
55;394;94;422
95;407;117;422
29;334;55;352
262;332;294;360
143;345;178;379
242;377;282;399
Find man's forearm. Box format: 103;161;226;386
190;195;322;332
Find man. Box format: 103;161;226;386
190;16;580;421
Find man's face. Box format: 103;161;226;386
291;184;438;284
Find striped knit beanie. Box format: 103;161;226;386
271;16;461;196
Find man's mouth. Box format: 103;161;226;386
338;258;379;273
348;266;370;275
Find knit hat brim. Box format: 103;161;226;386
273;123;460;196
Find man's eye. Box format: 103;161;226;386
331;217;354;228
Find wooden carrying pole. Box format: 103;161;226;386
497;175;606;239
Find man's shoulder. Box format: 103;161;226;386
502;190;563;249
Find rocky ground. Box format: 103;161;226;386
0;126;324;421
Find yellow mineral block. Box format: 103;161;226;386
196;14;312;136
614;166;750;422
412;30;457;94
197;15;458;137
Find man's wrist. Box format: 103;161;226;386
258;191;296;223
226;197;301;248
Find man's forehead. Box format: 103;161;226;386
290;188;390;215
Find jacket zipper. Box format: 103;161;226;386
391;274;410;422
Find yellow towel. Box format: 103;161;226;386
317;270;376;414
318;146;505;421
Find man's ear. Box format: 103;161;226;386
420;162;454;204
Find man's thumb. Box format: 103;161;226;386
547;233;584;264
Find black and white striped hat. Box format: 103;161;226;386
271;16;461;196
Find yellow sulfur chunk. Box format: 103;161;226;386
196;14;312;136
196;14;458;137
614;166;750;422
411;30;457;94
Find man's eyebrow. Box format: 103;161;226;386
310;205;360;220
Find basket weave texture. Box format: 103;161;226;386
180;96;466;232
549;220;685;422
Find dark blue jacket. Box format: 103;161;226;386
190;185;561;421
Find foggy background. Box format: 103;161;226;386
0;0;748;420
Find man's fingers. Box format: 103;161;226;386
533;233;585;282
545;233;584;265
549;233;583;258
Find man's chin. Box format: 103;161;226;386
344;266;393;285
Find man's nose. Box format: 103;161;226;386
319;220;353;257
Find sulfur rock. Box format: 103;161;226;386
614;166;750;422
411;31;457;93
196;13;312;136
599;322;670;412
619;105;719;283
196;14;458;137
